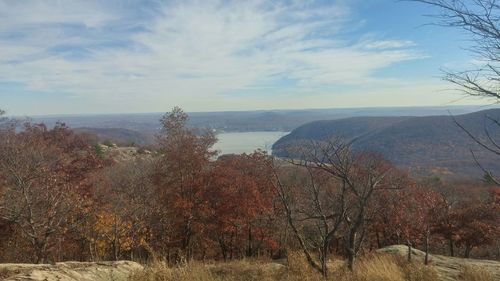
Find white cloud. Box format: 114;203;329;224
0;0;426;113
363;40;416;50
0;0;119;28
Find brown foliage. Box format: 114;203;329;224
0;122;103;263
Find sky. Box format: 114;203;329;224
0;0;489;115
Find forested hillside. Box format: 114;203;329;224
273;109;500;179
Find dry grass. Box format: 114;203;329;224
459;265;493;281
284;251;328;281
129;260;215;281
350;255;405;281
128;258;287;281
334;254;424;281
129;252;494;281
400;260;440;281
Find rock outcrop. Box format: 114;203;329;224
379;245;500;281
0;260;142;281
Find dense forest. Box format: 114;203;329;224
0;107;498;278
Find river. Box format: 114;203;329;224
213;131;289;155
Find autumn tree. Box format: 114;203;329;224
0;122;102;263
90;159;155;260
153;107;217;260
454;197;499;257
205;152;276;260
373;185;441;263
432;193;461;257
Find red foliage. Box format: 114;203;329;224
205;152;276;259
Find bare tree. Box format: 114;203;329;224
411;0;500;181
411;0;499;100
273;138;405;273
0;109;10;129
272;159;345;277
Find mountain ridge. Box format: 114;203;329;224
272;108;500;179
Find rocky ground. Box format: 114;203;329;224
379;245;500;281
0;261;142;281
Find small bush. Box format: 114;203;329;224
102;140;114;147
94;144;105;159
459;265;493;281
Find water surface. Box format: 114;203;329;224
214;131;289;155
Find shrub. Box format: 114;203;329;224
102;140;114;147
94;144;105;159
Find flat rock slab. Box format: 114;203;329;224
0;261;143;281
379;245;500;281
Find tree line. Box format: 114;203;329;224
0;107;498;277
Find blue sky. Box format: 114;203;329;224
0;0;487;115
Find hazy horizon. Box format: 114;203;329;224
7;104;499;118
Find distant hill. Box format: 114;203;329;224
273;109;500;179
74;127;152;146
30;105;489;134
20;106;493;146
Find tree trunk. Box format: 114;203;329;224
113;237;119;261
182;219;192;261
407;240;412;262
113;217;119;260
347;230;357;271
89;242;95;261
448;238;454;257
247;225;253;257
424;232;430;265
218;236;228;262
229;232;234;260
32;239;47;264
464;242;472;258
347;252;355;271
320;243;328;278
